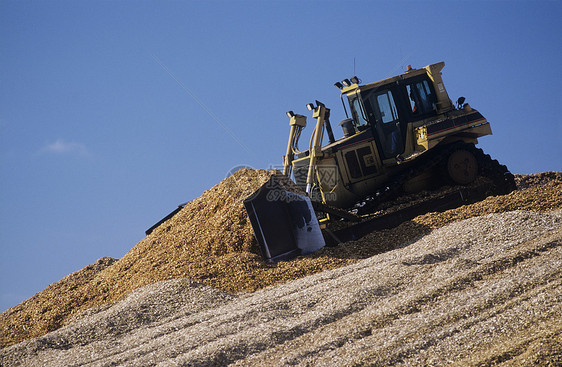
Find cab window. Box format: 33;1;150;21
375;91;399;124
352;98;369;126
407;79;436;115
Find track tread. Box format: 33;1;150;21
470;144;516;195
354;143;516;215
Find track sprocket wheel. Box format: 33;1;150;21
447;147;479;185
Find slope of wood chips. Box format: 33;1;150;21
1;170;561;360
1;210;560;366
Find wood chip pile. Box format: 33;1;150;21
2;210;561;366
1;170;561;351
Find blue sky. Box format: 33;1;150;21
1;0;561;312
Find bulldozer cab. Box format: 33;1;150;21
345;66;443;161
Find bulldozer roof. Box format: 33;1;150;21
340;61;446;95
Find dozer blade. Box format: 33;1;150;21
244;175;325;263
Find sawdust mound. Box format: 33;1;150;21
515;170;562;189
2;210;561;366
0;168;278;348
414;172;562;229
1;170;561;350
0;257;117;349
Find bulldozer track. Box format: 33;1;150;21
327;143;517;243
355;144;456;215
330;184;492;244
355;142;515;216
469;143;517;195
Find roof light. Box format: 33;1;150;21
350;76;360;84
342;79;351;87
334;81;343;89
306;103;315;111
286;111;295;118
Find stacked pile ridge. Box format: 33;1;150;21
1;171;561;349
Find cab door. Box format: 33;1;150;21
369;89;404;159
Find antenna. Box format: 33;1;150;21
353;57;356;75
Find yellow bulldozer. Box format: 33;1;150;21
244;62;516;262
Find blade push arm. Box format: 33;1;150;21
283;112;307;176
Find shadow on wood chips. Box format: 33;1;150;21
1;170;561;349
